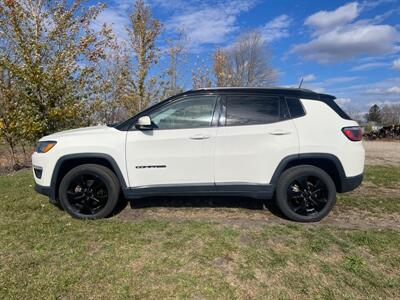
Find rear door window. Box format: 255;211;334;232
226;95;280;126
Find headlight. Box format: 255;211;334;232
35;141;57;153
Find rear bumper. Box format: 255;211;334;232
339;173;363;193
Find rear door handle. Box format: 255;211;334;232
269;130;291;136
189;134;210;140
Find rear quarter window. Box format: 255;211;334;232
285;98;306;118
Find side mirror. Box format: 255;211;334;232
135;116;153;130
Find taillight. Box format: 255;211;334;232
342;126;362;141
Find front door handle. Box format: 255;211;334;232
269;130;291;136
189;134;210;140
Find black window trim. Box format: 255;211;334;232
324;98;352;120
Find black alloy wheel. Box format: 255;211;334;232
59;164;120;219
66;173;108;215
287;175;329;216
275;165;336;222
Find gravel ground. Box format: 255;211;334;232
364;140;400;165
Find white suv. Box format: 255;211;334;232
32;88;364;222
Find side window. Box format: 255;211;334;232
286;98;305;118
280;98;290;120
226;95;280;126
149;96;217;129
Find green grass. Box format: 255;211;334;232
1;167;400;299
337;165;400;213
337;195;400;213
365;166;400;189
364;165;400;188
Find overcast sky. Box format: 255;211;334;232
92;0;400;112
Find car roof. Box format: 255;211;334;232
185;87;336;100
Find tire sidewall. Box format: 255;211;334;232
59;165;120;219
276;166;336;222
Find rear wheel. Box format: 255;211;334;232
275;165;336;222
59;164;120;219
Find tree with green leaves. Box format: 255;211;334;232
366;104;382;124
0;0;111;143
128;0;162;113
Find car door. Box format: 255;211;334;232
214;94;299;186
125;95;219;188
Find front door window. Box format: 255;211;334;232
149;96;217;129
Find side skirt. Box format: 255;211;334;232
123;183;274;200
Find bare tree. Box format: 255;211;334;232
128;0;162;111
381;104;400;125
91;38;136;123
347;110;365;125
213;31;277;87
192;58;212;89
163;31;187;98
0;66;20;168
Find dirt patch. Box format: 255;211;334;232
347;180;400;198
364;140;400;165
0;143;32;175
117;202;400;230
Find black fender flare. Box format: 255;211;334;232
49;153;129;200
269;153;348;192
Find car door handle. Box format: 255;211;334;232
269;130;291;136
189;134;210;140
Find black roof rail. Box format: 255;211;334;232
185;87;336;100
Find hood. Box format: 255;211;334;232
40;125;113;141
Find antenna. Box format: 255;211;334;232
298;77;304;89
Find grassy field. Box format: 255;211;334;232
1;165;400;299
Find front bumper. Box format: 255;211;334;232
34;183;57;202
339;173;363;193
32;152;57;187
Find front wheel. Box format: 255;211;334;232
59;164;120;219
275;165;336;222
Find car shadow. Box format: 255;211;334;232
127;195;286;219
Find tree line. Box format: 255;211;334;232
0;0;276;167
364;104;400;127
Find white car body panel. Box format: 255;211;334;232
214;120;299;185
125;127;217;187
295;99;365;177
32;126;128;187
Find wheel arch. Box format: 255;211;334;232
270;153;347;193
51;153;128;201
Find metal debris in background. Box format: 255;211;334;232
364;124;400;140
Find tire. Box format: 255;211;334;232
275;165;336;222
59;164;120;219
